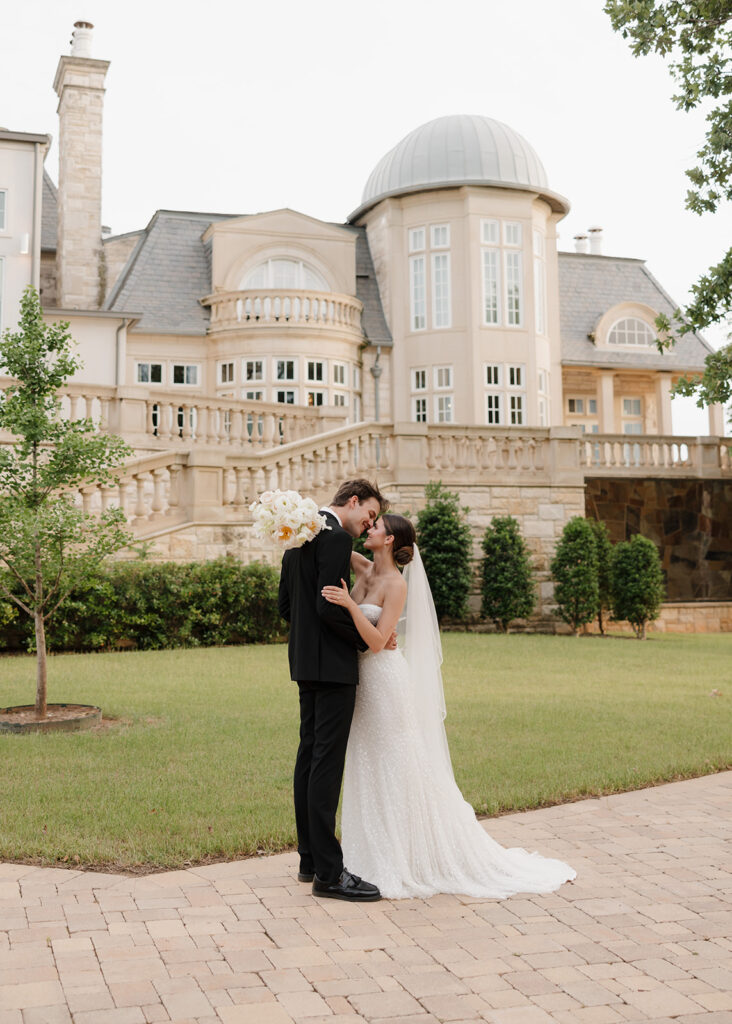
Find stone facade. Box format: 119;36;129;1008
586;477;732;601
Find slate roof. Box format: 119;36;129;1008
105;210;234;334
41;171;57;251
352;226;392;347
558;252;712;372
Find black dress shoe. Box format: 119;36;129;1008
297;871;314;882
312;869;381;902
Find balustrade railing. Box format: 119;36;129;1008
202;288;363;334
64;424;732;539
580;433;730;476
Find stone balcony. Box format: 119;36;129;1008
201;288;364;337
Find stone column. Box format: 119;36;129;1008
53;27;109;310
655;373;673;435
598;371;615;432
708;402;726;437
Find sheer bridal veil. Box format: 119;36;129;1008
400;545;455;782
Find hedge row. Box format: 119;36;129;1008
0;559;284;653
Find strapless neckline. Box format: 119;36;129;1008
358;602;383;611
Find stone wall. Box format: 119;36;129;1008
586;477;732;601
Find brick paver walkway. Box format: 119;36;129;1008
1;772;731;1024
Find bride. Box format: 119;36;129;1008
321;513;576;900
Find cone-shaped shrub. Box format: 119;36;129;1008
610;534;665;639
550;517;599;634
480;516;535;632
416;481;473;621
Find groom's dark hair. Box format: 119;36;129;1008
331;478;389;513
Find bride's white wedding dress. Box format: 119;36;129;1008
341;600;576;900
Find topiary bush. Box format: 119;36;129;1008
416;481;473;621
0;558;285;653
610;534;665;639
588;519;614;635
550;517;599;635
480;516;535;632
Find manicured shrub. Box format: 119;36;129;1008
588;519;614;635
416;482;473;621
0;559;285;653
480;516;535;632
610;535;665;639
550;517;599;634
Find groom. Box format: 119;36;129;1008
278;479;389;901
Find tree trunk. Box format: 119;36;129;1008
34;609;47;717
597;608;605;635
34;539;47;718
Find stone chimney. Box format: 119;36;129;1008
588;226;604;255
53;21;109;309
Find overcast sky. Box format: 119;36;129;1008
6;0;729;432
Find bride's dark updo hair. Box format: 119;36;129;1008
382;514;416;568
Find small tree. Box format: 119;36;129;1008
588;519;613;635
416;481;473;621
0;287;132;716
480;515;535;632
610;534;665;639
550;517;599;635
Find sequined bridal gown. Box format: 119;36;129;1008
341;603;576;900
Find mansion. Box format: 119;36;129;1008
1;21;730;626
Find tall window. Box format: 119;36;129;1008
505;252;523;326
481;219;524;328
243;389;263;401
411;368;427;391
307;390;325;407
409;254;426;331
408;224;451;330
0;192;6;232
333;363;346;385
533;230;546;335
434;366;453;389
482;250;500;325
219;362;234;384
485;364;501;387
431;252;451;328
333;392;348;407
537;368;549;427
275;389;296;404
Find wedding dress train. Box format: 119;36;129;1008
341;603;576;900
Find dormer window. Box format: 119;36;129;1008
242;258;328;291
607;317;655;348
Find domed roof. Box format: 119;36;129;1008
350;115;568;220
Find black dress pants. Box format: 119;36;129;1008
294;680;357;884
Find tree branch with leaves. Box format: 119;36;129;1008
605;0;732;414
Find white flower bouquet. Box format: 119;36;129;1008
249;489;331;550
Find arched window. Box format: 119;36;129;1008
607;317;655;347
242;258;328;291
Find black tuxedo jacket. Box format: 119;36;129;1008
278;511;368;685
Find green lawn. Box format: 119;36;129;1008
0;633;730;872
